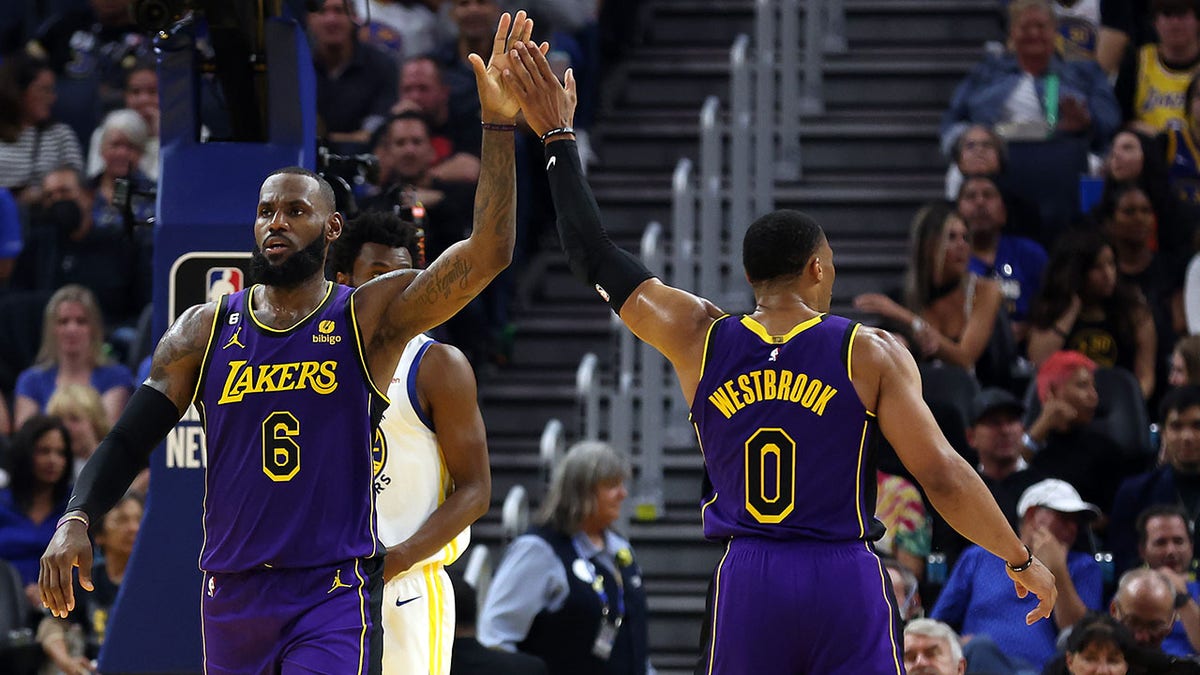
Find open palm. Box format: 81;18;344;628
469;11;546;121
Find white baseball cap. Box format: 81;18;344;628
1017;478;1101;520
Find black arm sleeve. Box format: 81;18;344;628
544;139;655;313
67;384;184;522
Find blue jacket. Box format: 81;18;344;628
1108;465;1184;578
941;53;1120;155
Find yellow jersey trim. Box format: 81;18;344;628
846;322;862;382
200;573;210;675
705;540;733;675
697;314;729;385
353;559;368;675
190;296;224;407
349;292;392;405
198;400;209;565
246;281;334;333
854;419;870;538
424;565;443;675
868;543;906;674
739;314;824;344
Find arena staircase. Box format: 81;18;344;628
464;2;1005;672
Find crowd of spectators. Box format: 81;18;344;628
0;1;626;671
867;0;1200;671
28;0;1200;673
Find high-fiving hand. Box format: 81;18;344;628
468;11;550;123
504;41;579;139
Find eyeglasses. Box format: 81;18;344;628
962;139;997;152
1113;603;1176;635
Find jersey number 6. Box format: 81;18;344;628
744;428;796;523
262;411;301;482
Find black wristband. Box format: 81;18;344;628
540;126;574;142
1006;545;1035;573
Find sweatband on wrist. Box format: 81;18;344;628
68;384;184;522
540;126;574;143
544;140;655;313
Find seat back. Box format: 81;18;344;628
0;558;27;637
918;362;981;464
1022;366;1151;459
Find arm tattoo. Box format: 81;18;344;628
416;257;474;305
474;129;516;242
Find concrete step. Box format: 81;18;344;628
597;116;943;173
479;382;581;436
591;182;939;239
507;311;615;370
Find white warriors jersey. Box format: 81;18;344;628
373;333;470;571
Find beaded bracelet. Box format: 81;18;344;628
1006;545;1035;573
481;122;517;132
540;126;574;142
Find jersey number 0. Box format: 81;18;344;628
744;428;796;523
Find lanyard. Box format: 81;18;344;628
1043;73;1060;129
591;561;626;628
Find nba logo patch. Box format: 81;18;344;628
207;268;243;302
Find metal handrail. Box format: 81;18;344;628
778;0;802;178
576;353;600;440
729;34;753;250
538;418;564;483
698;95;722;300
671;157;696;292
753;0;775;217
801;0;825;115
824;0;847;52
501;485;529;541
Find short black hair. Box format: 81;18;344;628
1152;0;1200;17
265;166;337;213
1160;385;1200;424
328;210;420;276
1135;503;1192;548
742;210;827;283
372;110;434;152
1065;613;1135;656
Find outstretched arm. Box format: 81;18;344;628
382;343;490;581
851;326;1058;625
507;41;722;404
40;302;216;618
354;12;530;382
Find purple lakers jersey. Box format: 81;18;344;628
690;314;883;543
194;283;387;572
1167;127;1200;208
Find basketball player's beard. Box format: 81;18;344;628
249;233;327;289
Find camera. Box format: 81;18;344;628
113;177;158;231
132;0;189;33
317;145;381;217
